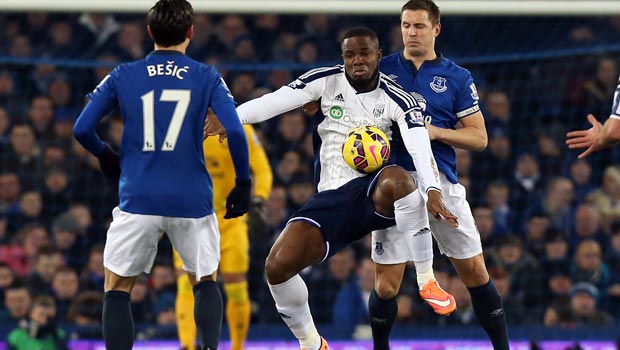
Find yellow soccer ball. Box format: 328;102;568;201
342;126;391;174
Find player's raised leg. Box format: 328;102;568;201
265;221;328;350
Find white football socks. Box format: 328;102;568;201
268;274;321;350
394;190;436;288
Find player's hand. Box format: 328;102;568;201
302;101;320;116
96;144;120;189
424;121;439;141
225;178;252;219
566;114;603;159
203;110;227;142
426;189;458;227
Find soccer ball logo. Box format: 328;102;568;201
342;126;391;173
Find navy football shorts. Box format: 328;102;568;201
288;166;397;261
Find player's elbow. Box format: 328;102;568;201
72;122;89;143
472;133;488;152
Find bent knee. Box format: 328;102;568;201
374;278;400;299
375;166;415;199
265;251;293;285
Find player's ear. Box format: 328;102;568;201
186;25;194;40
147;25;154;40
434;23;441;37
377;48;382;61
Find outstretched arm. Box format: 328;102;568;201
566;114;620;159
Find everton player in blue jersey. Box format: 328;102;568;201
368;1;509;350
73;1;251;350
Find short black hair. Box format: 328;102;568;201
341;26;379;43
401;0;441;25
147;0;194;47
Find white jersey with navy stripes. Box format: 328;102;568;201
236;65;441;194
610;75;620;120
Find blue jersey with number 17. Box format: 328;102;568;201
86;50;234;218
380;52;481;184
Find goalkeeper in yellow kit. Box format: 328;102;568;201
174;112;273;350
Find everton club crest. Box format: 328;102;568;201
430;76;447;93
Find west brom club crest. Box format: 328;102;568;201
430;76;447;93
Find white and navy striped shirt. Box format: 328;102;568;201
237;65;441;194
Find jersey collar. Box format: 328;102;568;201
398;50;443;72
149;50;185;56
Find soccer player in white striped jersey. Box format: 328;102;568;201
205;27;457;350
567;74;620;158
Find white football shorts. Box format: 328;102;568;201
104;207;220;280
371;172;482;264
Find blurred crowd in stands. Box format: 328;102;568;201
1;12;620;340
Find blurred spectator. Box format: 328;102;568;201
229;36;257;64
566;282;614;326
0;262;14;314
230;72;256;105
186;14;218;61
587;165;620;226
114;22;146;61
4;124;44;189
67;290;103;326
490;235;544;310
251;14;280;60
441;275;475;326
6;295;67;350
472;127;513;194
0;171;21;215
541;228;571;266
528;177;575;234
216;15;248;55
287;174;314;212
0;70;27;117
25;12;50;51
272;109;307;158
275;150;304;185
509;152;544;232
332;257;374;334
51;267;79;322
572;203;608;250
535;131;564;178
472;205;496;248
265;185;288;231
41;167;71;220
25;245;64;296
77;13;120;57
488;266;532;325
0;224;49;276
51;211;84;269
150;263;175;295
153;292;176;326
308;246;356;323
523;212;551;256
0;280;31;323
130;276;154;324
42;143;67;169
106;116;123;150
485;180;512;236
569;158;595;204
80;245;104;291
571;240;611;293
272;32;298;62
9;191;44;232
0;107;11;146
44;18;78;58
27;95;55;142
